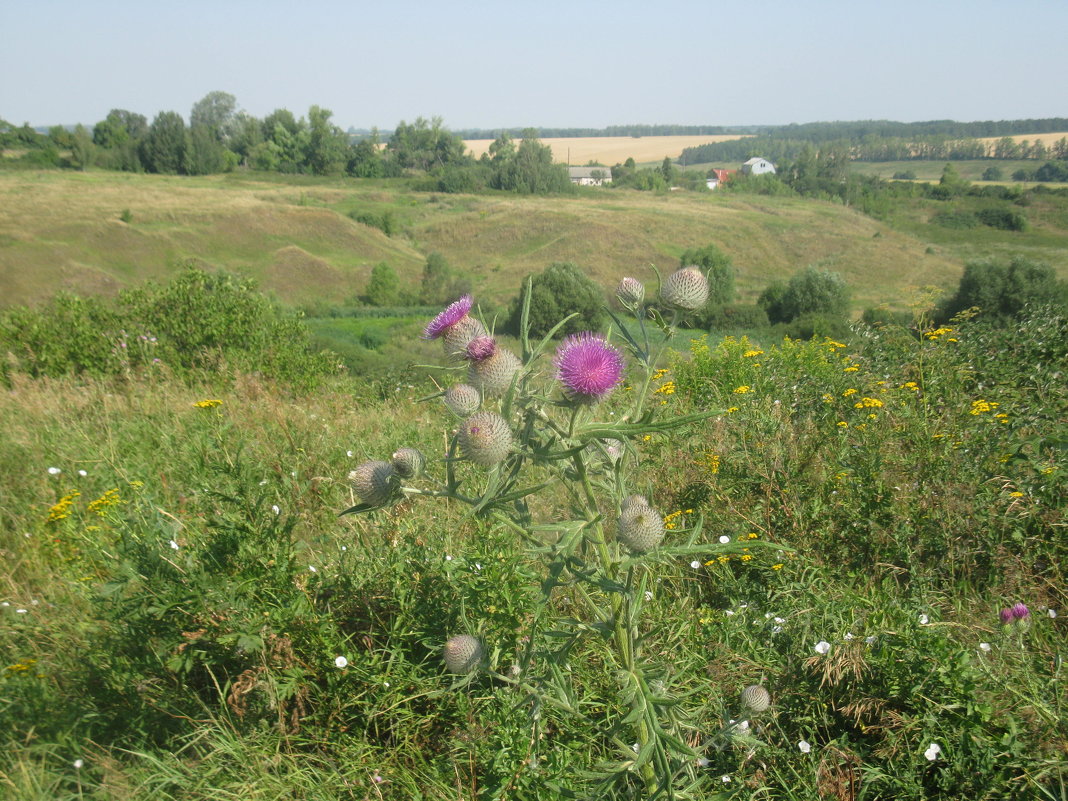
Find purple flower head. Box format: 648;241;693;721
999;607;1015;625
465;335;498;362
1011;602;1030;620
423;295;474;340
554;332;624;402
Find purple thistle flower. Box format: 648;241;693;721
1011;602;1030;620
554;333;624;402
464;335;497;362
999;607;1015;625
423;295;474;340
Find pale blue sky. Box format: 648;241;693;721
2;0;1066;130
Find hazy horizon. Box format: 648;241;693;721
2;0;1066;131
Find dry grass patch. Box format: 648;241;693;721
977;131;1068;148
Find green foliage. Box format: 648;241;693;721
504;262;606;338
938;256;1067;322
419;252;471;306
975;206;1028;231
931;209;979;229
489;129;575;194
679;243;735;306
0;267;338;388
703;302;769;332
760;266;850;325
981;165;1004;181
347;209;397;236
364;262;405;306
141;111;187;175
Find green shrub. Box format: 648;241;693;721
760;266;850;325
975;206;1028;231
703;302;769;332
938;256;1066;322
931;209;978;229
503;262;606;338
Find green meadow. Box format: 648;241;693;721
0;168;1066;800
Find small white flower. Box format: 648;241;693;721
78;470;88;477
720;774;731;783
48;467;61;475
631;743;639;754
844;632;855;640
1;602;8;606
383;681;390;687
979;642;992;652
309;565;317;572
346;450;354;458
16;608;27;614
445;555;453;561
271;505;280;515
690;560;701;569
814;640;831;655
765;612;773;619
696;756;710;767
772;625;783;634
774;617;785;624
290;471;297;477
924;742;941;761
919;614;930;625
73;759;84;769
1049;609;1057;619
719;535;730;544
725;609;735;616
474;562;482;571
644;591;653;602
865;635;877;644
341;546;347;552
335;656;348;668
169;540;179;550
798;740;812;753
259;480;268;486
736;720;750;732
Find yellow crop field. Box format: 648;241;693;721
977;131;1068;147
463;134;749;165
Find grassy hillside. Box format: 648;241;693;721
0;170;965;314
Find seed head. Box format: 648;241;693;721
554;332;624;402
443;634;483;675
616;277;645;308
617;502;665;552
348;460;397;507
458;411;513;467
467;341;521;397
661;267;709;311
391;447;426;479
740;684;771;714
443;384;481;417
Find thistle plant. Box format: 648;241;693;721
341;271;781;797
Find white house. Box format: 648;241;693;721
741;157;776;176
568;166;612;186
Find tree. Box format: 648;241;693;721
420;253;471;306
70;124;94;170
190;91;237;142
305;106;348;175
762;266;850;324
504;262;606;338
388;117;467;171
365;262;405;306
141;111;187;174
492;129;573;194
981;165;1004;181
659;156;675;186
679;244;734;306
938;257;1066;322
184;124;227;175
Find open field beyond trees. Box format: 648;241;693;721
462;135;750;165
8;169;1068;316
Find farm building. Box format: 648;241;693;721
568;166;613;186
741;157;776;175
706;168;733;190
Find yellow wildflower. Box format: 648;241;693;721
47;491;80;522
842;388;857;396
193;399;223;409
743;349;764;358
733;385;750;394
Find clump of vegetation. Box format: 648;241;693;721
503;262;606;338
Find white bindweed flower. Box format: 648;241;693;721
814;641;831;655
78;470;88;477
346;450;354;458
719;535;730;544
644;591;654;602
1049;609;1057;619
919;614;930;625
924;743;942;761
979;642;992;652
725;609;735;616
844;632;855;640
721;775;731;783
16;608;27;614
169;540;179;550
772;625;783;634
865;635;877;644
798;740;812;753
73;759;84;769
309;565;317;573
774;617;785;624
271;505;280;515
690;560;701;569
445;555;453;561
335;656;348;668
48;467;61;475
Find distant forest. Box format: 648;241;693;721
679;118;1068;165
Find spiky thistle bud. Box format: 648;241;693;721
621;494;649;512
661;266;709;311
741;684;771;714
466;337;521;397
458;411;513;467
617;501;664;553
443;634;483;675
348;460;397;507
391;447;425;479
443;384;481;418
616;277;645;308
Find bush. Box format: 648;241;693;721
503;262;606;339
981;166;1003;181
348;209;396;236
975;206;1028;231
703;303;769;332
938;256;1067;322
761;266;850;325
931;209;978;229
892;170;917;180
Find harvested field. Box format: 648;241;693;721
463;134;749;165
